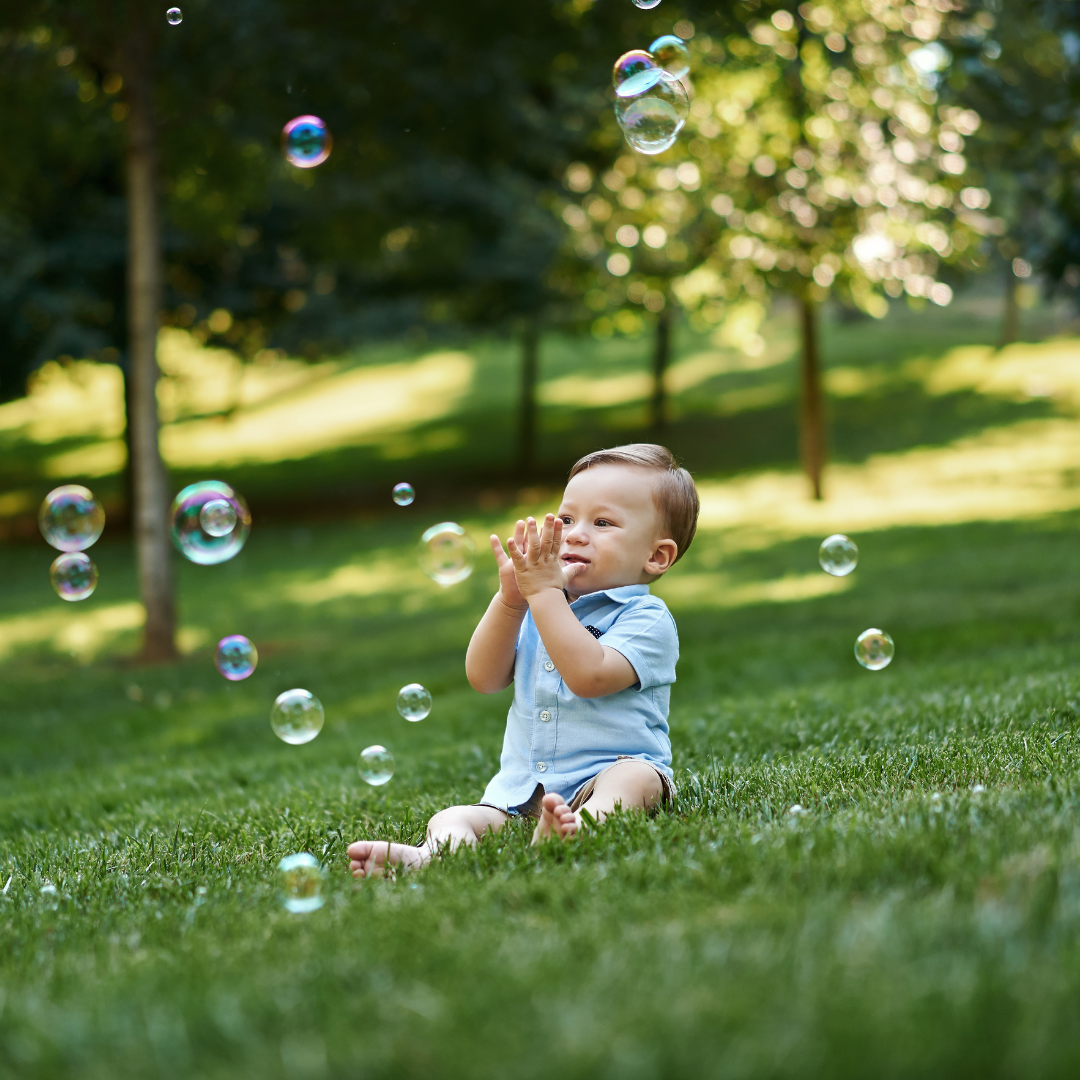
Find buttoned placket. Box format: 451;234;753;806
530;645;560;777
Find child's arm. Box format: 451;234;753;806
506;515;639;699
465;521;530;693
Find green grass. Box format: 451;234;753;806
4;498;1080;1076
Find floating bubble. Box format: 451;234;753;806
39;485;105;552
50;552;98;602
271;689;324;744
616;77;689;154
358;745;395;786
215;635;258;681
166;7;182;24
170;480;251;565
632;0;662;7
855;628;894;671
277;853;326;914
199;499;237;537
818;534;859;577
419;522;476;587
613;50;664;98
392;482;415;507
282;115;332;169
396;683;432;722
649;35;691;81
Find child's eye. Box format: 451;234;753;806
595;519;613;528
560;516;573;525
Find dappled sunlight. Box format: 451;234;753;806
654;569;852;610
0;601;210;662
0;360;124;443
160;350;476;467
699;416;1080;553
285;554;422;604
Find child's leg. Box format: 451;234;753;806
532;759;663;843
348;804;508;877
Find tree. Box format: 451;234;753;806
559;0;989;498
939;0;1080;344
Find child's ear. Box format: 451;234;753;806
645;539;678;576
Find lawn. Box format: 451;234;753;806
4;289;1080;1077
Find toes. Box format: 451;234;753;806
541;793;566;812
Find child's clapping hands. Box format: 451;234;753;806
489;515;585;604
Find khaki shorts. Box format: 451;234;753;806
478;757;675;821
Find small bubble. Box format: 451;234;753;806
819;534;858;576
396;683;432;722
419;523;475;587
632;0;662;7
271;689;324;744
39;485;105;552
358;745;395;786
166;7;182;24
49;552;98;601
855;628;894;671
972;784;986;794
649;35;690;81
278;853;326;913
615;78;689;155
215;635;258;681
392;482;415;506
282;115;332;169
199;499;237;537
613;50;663;98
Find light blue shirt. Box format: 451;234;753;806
480;585;678;811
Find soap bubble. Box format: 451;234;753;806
633;0;662;8
166;7;182;24
819;534;859;577
199;499;237;537
358;745;395;786
419;522;475;586
215;635;258;681
170;480;251;565
616;78;689;154
649;35;691;81
271;689;324;744
396;683;432;722
39;485;105;552
282;115;332;169
855;628;894;671
50;552;98;602
277;853;326;913
392;482;415;506
613;50;664;98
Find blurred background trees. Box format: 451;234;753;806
1;0;1076;654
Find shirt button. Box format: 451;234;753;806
543;661;555;672
540;710;551;722
536;762;547;772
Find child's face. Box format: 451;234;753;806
555;464;676;596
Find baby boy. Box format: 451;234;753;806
348;443;699;876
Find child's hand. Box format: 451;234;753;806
489;521;528;610
507;514;585;600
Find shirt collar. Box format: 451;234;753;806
569;584;650;606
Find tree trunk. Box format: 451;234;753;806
799;296;825;501
124;29;177;662
516;323;539;482
650;306;671;435
1000;273;1020;348
121;356;136;529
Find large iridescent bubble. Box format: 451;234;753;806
50;552;98;602
419;523;475;587
855;629;895;671
39;485;105;552
358;745;395;786
282;116;332;169
170;481;251;565
277;853;326;913
649;35;691;81
616;78;689;154
613;50;664;98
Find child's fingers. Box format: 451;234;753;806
506;536;527;568
551;516;563;553
525;517;541;562
514;519;527;555
538;513;554;556
564;560;587;581
489;534;510;566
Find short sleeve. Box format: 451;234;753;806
599;597;679;691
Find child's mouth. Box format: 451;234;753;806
562;555;590;566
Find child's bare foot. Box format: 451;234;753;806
531;793;580;843
347;840;428;878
